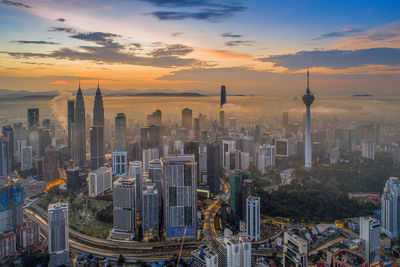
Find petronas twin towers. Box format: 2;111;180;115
72;82;104;169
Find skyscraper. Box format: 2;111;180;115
2;126;14;172
114;113;127;151
112;151;127;175
43;145;59;181
73;84;86;167
282;111;289;127
140;125;160;152
381;177;400;238
246;196;260;241
92;83;104;162
193;117;200;141
220;85;226;108
48;202;69;267
302;69;315;168
142;185;159;240
92;83;104;129
111;177;136;240
129;161;143;214
0;136;9;180
67;100;74;148
27;108;39;132
142;148;159;172
216;233;251;267
162;154;197;240
360;217;380;265
88;167;112;198
90;126;104;170
182;108;193;130
362;139;375;160
207;142;220;195
38;128;51;157
21;146;32;171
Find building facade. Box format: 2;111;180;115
48;202;69;267
88;167;112;198
246;196;260;241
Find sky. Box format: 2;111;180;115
0;0;399;95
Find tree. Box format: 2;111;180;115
117;254;125;266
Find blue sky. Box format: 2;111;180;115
0;0;399;95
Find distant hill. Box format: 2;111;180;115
352;94;373;97
118;92;205;97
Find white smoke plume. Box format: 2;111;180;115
49;91;74;131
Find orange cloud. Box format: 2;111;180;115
200;49;254;60
49;80;69;85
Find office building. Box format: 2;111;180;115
191;244;219;267
27;108;39;131
73;85;86;167
0;136;9;179
246;196;260;241
302;69;315;168
216;233;251;267
140;125;160;152
362;139;375;160
2;126;14;172
221;140;236;171
114;113;127;151
66;167;83;192
48;202;69;267
257;144;275;174
147;109;162;126
0;181;24;233
182;108;193;130
43;145;59;181
143;147;159;172
90;126;104;170
111;178;136;240
359;217;380;265
29;131;39;155
88;167;112;198
283;231;308;267
381;177;400;238
129;161;143;213
229;170;250;220
149;159;162;195
142;185;159;240
220;85;226;108
162;155;197;240
193;117;200;141
112;151;127;175
38;128;51;157
92;83;104;130
67;100;74;148
21;146;32;171
283;111;289;127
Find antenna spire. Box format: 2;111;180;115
306;68;310;93
97;79;99;89
78;79;81;89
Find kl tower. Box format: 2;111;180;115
302;69;315;168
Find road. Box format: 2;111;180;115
203;178;230;242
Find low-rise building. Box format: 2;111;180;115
16;220;39;249
0;232;16;259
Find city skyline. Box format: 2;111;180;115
0;0;399;95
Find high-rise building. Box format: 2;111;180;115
257;144;275;174
129;161;143;214
148;109;162;126
114;113;127;151
193;118;200;141
90;126;104;170
0;181;24;233
229;170;250;221
2;126;14;172
282;112;289;127
142;148;159;172
27;108;39;131
140;125;160;152
283;231;308;267
0;232;16;259
112;151;127;175
219;110;225;130
182;108;193;130
48;202;69;267
43;145;59;181
73;85;86;167
67;100;74;148
246;196;260;241
0;136;9;179
216;233;251;267
362;139;375;160
110;178;136;240
207;143;220;195
142;185;159;240
302;69;315;168
359;217;380;265
88;167;112;198
16;220;40;249
92;83;104;129
66;168;83;192
381;177;400;238
29;131;39;156
21;146;33;171
221;140;236;171
38;128;51;157
162;155;197;240
220;85;226;108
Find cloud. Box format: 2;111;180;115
56;18;66;22
49;27;76;34
202;50;253;60
150;43;193;57
143;0;246;21
221;32;242;38
312;27;362;40
225;40;253;46
259;48;400;70
172;32;184;37
12;40;60;45
70;32;121;47
0;0;31;8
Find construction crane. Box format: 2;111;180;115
177;226;187;266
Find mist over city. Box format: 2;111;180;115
0;0;400;267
